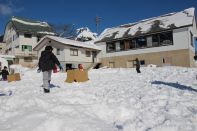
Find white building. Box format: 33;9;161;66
95;7;197;68
33;35;101;70
3;16;55;67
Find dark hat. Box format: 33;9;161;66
45;45;53;51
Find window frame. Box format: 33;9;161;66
106;42;116;52
106;31;173;53
70;48;78;56
86;50;91;57
24;33;32;38
22;45;32;52
56;48;60;55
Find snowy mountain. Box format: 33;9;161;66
0;66;197;131
76;27;97;41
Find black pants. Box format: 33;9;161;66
136;67;141;73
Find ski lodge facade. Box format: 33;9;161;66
95;7;197;68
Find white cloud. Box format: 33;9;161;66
0;4;12;15
0;3;24;16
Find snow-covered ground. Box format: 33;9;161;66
0;66;197;131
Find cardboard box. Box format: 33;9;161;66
7;73;21;82
65;69;89;83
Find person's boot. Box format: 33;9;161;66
44;88;50;93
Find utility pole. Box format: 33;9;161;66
95;16;101;34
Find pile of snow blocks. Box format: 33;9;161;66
65;69;89;83
7;73;21;82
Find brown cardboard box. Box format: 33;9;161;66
65;69;89;83
7;73;21;82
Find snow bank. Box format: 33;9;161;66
10;64;31;75
0;57;8;70
0;66;197;131
147;64;157;68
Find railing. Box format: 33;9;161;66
14;50;38;57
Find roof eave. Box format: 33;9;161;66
95;24;193;43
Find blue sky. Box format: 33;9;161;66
0;0;196;35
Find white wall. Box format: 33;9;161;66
96;27;191;58
64;46;93;63
3;26;20;54
19;34;38;48
37;39;94;65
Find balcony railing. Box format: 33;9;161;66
14;50;38;57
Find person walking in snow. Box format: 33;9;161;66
135;58;141;73
38;45;63;93
1;66;9;81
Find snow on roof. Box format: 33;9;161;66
37;31;56;35
12;17;49;27
35;35;101;51
96;7;195;42
76;27;97;41
10;16;54;34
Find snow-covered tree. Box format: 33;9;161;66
76;27;97;41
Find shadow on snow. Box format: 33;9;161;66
151;81;197;93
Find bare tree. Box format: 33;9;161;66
49;23;76;39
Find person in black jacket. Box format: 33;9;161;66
1;66;9;81
38;45;63;93
135;58;141;73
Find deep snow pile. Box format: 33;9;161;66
0;66;197;131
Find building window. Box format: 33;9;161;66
24;57;32;62
22;45;32;51
56;48;60;55
140;60;145;65
129;39;136;49
162;58;165;64
106;31;173;53
136;37;147;48
106;42;116;52
152;34;159;47
86;51;91;57
115;41;125;51
159;31;173;45
70;48;78;56
24;33;32;38
190;32;194;47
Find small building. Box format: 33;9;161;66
33;35;101;70
3;16;55;67
95;7;197;68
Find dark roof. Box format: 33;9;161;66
10;16;54;34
